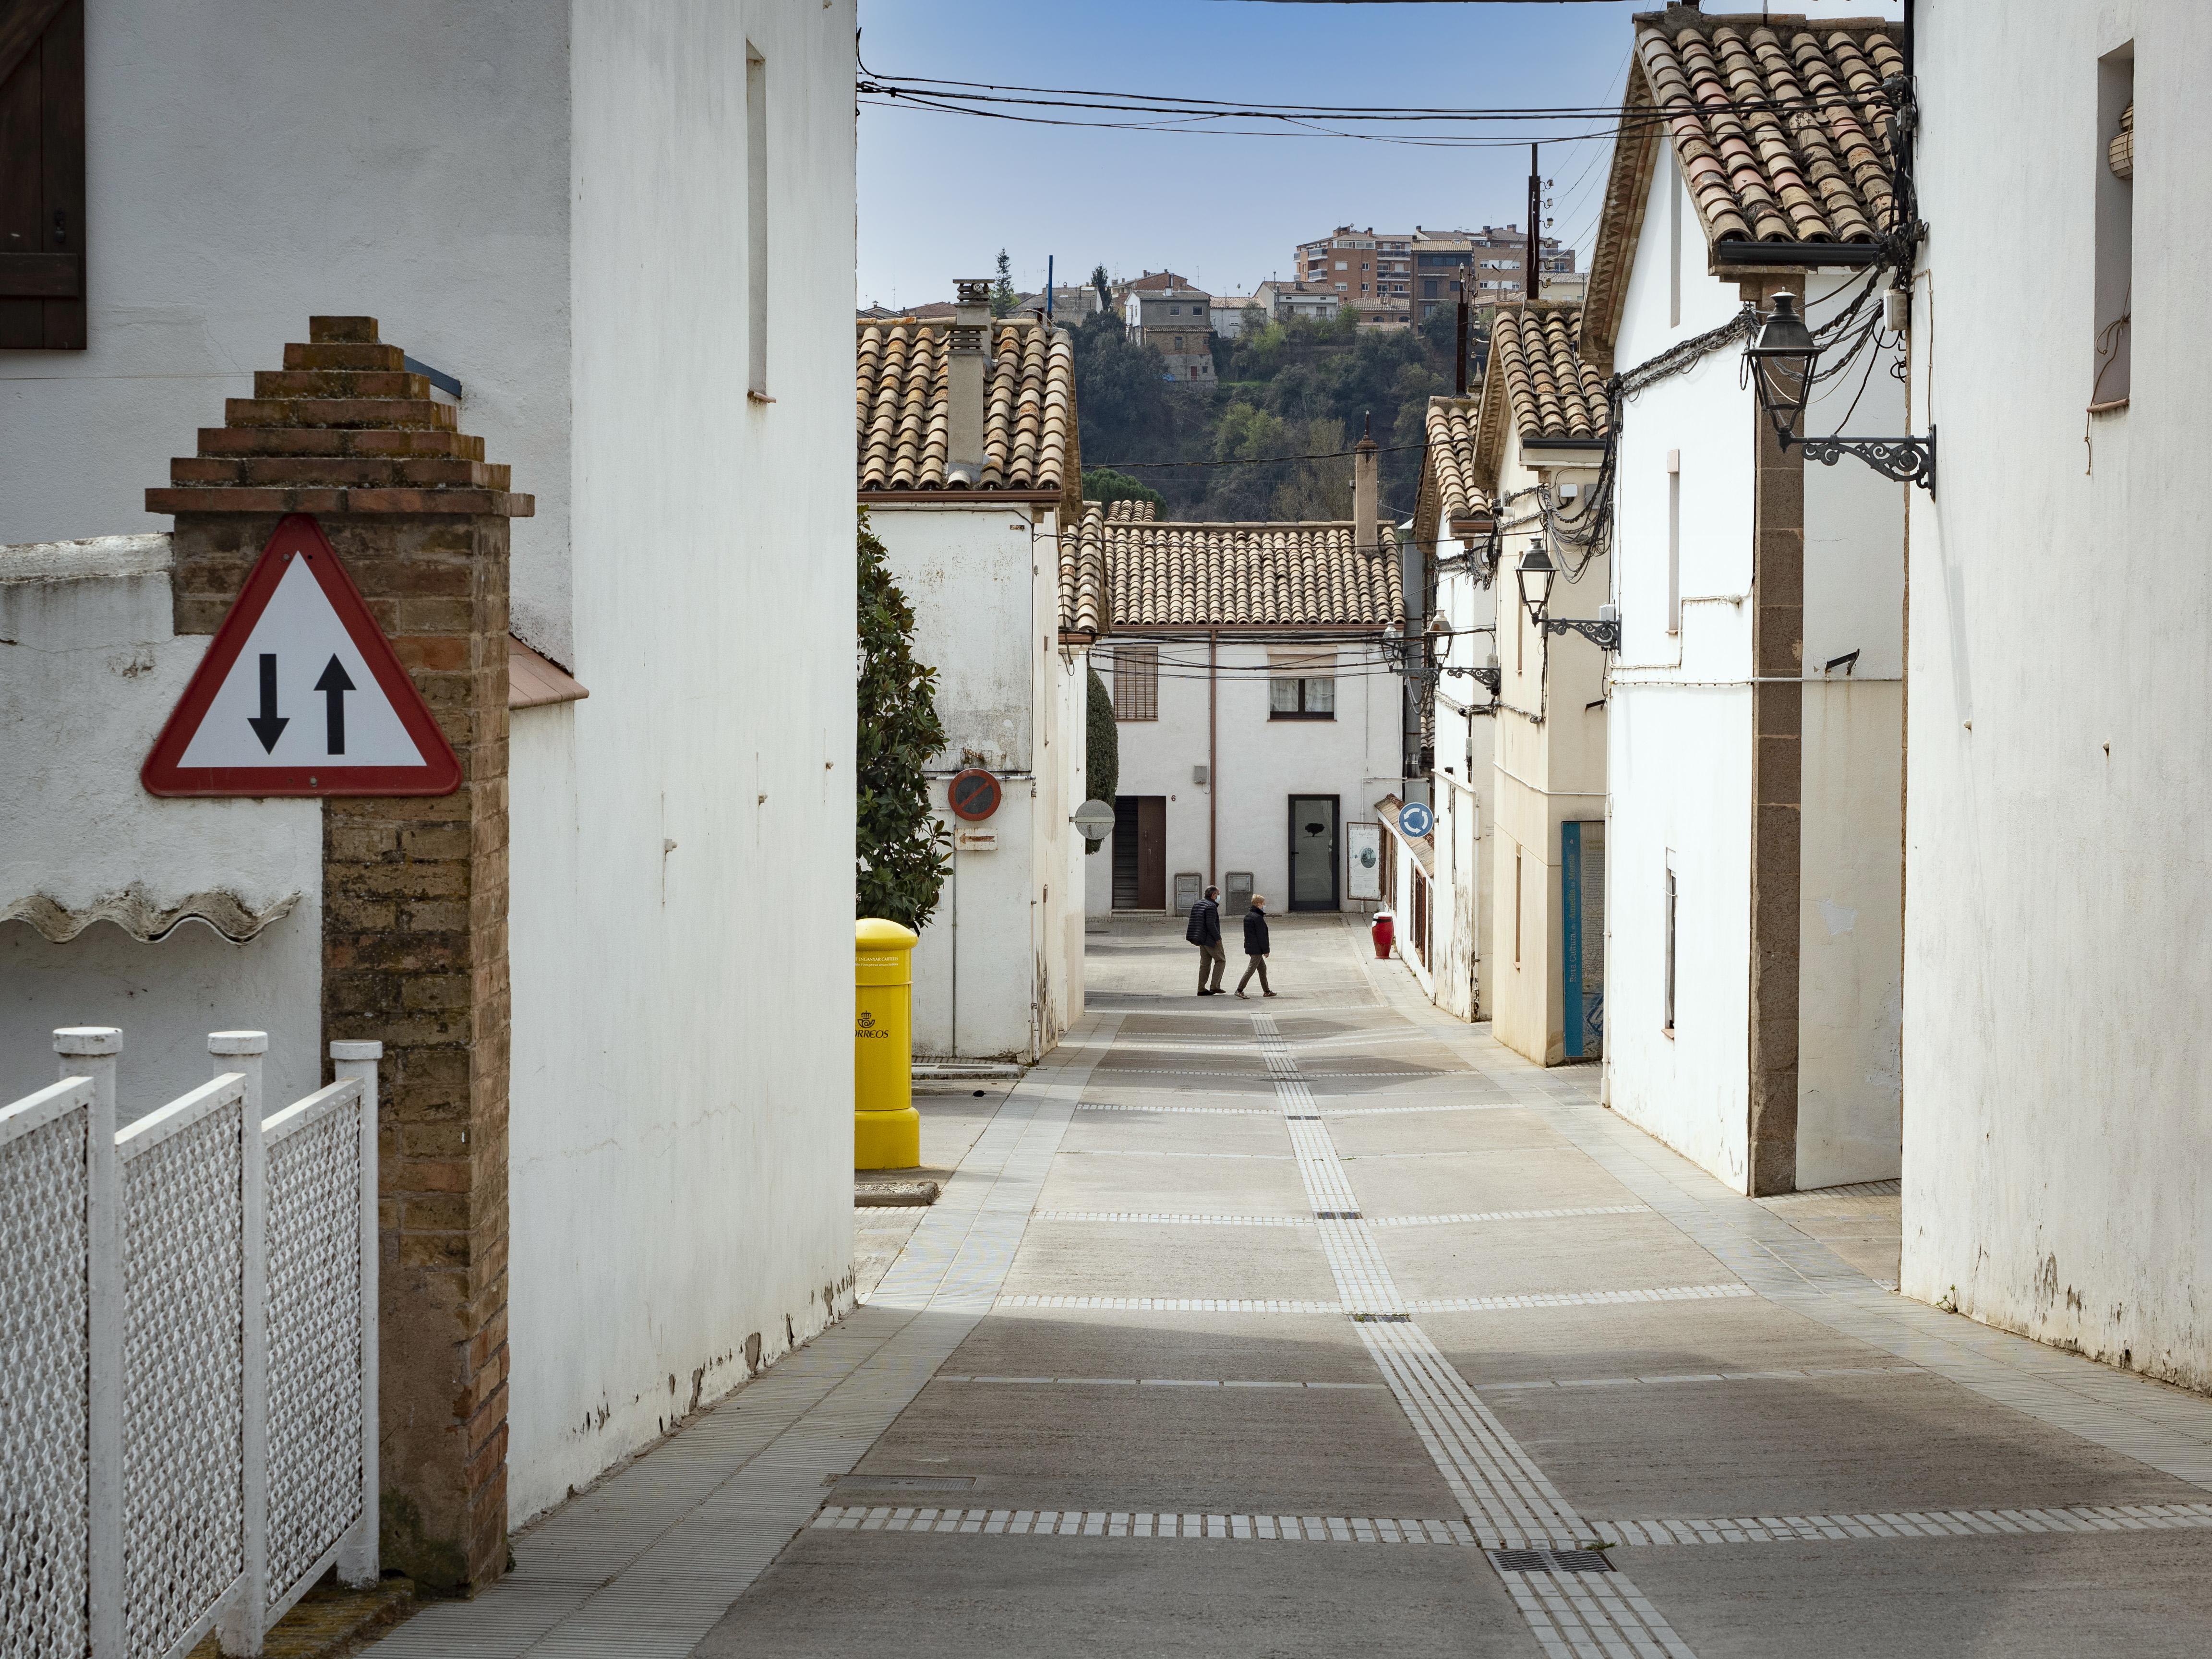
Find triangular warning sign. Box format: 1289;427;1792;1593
143;515;462;797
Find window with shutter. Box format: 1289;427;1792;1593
1110;645;1158;721
0;0;86;350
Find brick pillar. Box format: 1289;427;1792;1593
1743;277;1803;1198
149;317;531;1593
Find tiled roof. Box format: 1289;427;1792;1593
1637;12;1904;246
1124;272;1196;293
1058;506;1107;635
854;318;1075;493
1106;498;1156;523
1072;513;1400;630
1488;306;1610;443
1423;398;1484;526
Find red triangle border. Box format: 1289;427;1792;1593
141;514;464;798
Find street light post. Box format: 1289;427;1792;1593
1515;541;1621;653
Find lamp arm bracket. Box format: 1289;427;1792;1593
1540;616;1623;653
1785;424;1937;494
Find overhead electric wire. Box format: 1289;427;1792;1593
1090;440;1427;470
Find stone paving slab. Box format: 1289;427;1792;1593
697;1532;1539;1658
938;1306;1377;1383
1370;1208;1738;1304
996;1217;1341;1302
1424;1295;1904;1385
1339;1142;1646;1217
1624;1531;2212;1658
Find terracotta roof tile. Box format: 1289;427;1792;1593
1488;305;1611;443
1057;505;1108;634
1105;498;1156;522
1423;398;1483;524
1089;516;1402;630
854;317;1075;493
1637;13;1904;247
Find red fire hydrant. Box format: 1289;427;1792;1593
1371;911;1395;960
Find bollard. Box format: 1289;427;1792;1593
854;918;921;1170
1371;910;1395;961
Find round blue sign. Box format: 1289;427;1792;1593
1398;801;1435;839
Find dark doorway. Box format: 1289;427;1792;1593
1113;796;1166;909
1288;795;1340;912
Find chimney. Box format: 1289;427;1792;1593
1353;413;1379;551
948;278;991;486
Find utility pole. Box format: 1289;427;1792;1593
1526;144;1539;303
1455;262;1470;395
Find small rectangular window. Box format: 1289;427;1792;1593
1667;141;1683;329
746;45;769;397
1663;853;1678;1035
2091;46;2134;408
1666;450;1682;634
1111;645;1159;721
1268;649;1335;720
1514;849;1524;967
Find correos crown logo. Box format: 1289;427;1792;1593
857;1011;876;1030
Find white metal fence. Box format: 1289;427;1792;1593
0;1027;379;1659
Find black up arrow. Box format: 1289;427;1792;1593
248;653;289;752
314;655;356;755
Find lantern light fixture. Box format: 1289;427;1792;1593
1515;539;1621;653
1743;292;1937;494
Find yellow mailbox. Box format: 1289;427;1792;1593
854;918;920;1169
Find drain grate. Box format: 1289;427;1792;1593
1313;1210;1363;1220
1489;1547;1612;1574
1286;1113;1322;1120
1348;1312;1412;1322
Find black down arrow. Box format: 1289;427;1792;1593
315;655;356;755
248;653;289;752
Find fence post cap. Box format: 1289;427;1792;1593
54;1027;122;1056
329;1041;384;1061
208;1030;270;1056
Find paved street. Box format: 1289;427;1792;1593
374;917;2212;1657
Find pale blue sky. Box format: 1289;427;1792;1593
857;0;1903;309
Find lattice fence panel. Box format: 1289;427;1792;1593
122;1113;243;1658
0;1108;91;1659
264;1101;364;1606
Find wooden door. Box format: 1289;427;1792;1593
1114;795;1167;910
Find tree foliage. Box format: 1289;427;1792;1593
1090;264;1111;310
1066;270;1484;522
991;249;1016;317
1084;667;1118;854
1080;468;1162;512
856;511;951;930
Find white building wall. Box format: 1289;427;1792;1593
504;0;858;1524
1904;0;2212;1390
1604;138;1903;1190
0;0;577;662
1087;636;1402;917
1427;542;1498;1021
0;537;323;1118
871;505;1081;1061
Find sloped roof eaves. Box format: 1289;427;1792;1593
1635;17;1903;248
854;318;1076;495
1490;307;1611;445
1105;521;1403;630
1422;398;1484;529
1584;14;1904;364
1057;504;1107;635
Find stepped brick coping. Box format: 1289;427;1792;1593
147;316;534;518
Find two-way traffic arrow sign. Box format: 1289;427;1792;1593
141;514;462;797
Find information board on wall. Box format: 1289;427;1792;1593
1346;822;1382;902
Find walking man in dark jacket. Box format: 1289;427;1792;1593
1187;885;1226;995
1235;894;1276;998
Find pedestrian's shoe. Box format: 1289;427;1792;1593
1197;989;1215;997
1235;990;1249;999
1263;991;1279;998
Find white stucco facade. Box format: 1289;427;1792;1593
1902;0;2212;1391
1602;144;1905;1194
0;536;323;1118
870;505;1085;1061
1087;635;1403;924
1;0;862;1527
1423;538;1499;1022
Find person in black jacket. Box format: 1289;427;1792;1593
1186;885;1226;995
1234;894;1275;998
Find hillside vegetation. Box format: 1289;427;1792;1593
1070;304;1480;525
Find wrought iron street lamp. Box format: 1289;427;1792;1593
1745;293;1937;494
1515;541;1621;653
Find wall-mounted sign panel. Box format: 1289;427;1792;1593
142;514;461;796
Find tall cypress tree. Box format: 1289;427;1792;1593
856;512;950;929
1084;666;1118;855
